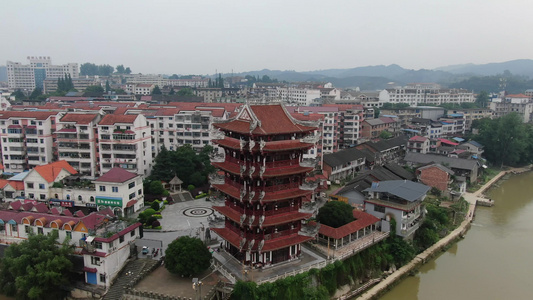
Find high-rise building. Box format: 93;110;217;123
6;56;79;91
209;104;320;266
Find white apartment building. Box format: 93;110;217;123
56;113;103;177
0;111;59;173
0;202;141;288
379;87;475;106
7;56;79;91
97;114;152;177
168;77;209;88
125;74;167;87
489;93;533;123
194;88;223;103
278;87;321;106
125;83;155;95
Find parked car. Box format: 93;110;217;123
142;246;149;255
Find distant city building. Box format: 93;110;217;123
6;56;79;91
379;85;475;106
168;77;209;88
43;77;99;94
489;93;533;122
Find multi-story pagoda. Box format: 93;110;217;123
209;104;320;266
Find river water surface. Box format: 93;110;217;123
379;171;533;300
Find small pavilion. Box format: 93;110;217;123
169;176;183;193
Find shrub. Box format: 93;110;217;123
188;184;195;191
153;214;162;219
152;220;161;227
151;200;161;211
317;201;354;228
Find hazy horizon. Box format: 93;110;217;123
3;0;533;75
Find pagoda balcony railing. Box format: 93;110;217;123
264;206;299;216
209;152;225;163
299;201;318;214
207;214;225;228
300;180;318;191
209;173;225;185
299;223;320;237
300;158;318;168
262;182;300;193
210;195;226;206
264;158;300;169
264;228;300;240
300;133;320;144
226;202;245;214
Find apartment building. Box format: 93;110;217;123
489;93;533;123
0;111;59;173
56;113;103;177
379;87;475;106
361;117;400;139
449;108;493;130
97;114;152;176
168;77;209;88
7;56;79;91
124;74;167;86
278;86;321;106
125;83;155;95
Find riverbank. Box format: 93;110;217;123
355;168;514;300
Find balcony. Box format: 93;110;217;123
299;158;318;168
300;133;319;144
299;223;320;237
299;180;318;191
208;173;225;185
209;152;225;163
299;201;318;214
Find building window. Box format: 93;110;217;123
37;227;43;235
131;230;135;237
40;194;46;200
11;224;17;232
374;205;386;213
90;196;95;202
95;241;103;249
66;231;72;239
39;184;45;189
129;193;135;199
25;225;31;234
100;273;106;283
138;189;142;195
27;183;34;189
119;235;124;243
112;187;118;193
29;193;34;199
91;257;100;265
99;186;106;192
128;182;135;189
78;195;83;201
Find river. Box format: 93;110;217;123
379;171;533;300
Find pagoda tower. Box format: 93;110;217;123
209;104;320;266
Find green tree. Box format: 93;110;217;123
373;107;380;118
11;89;26;101
152;85;162;95
169;88;175;95
164;236;211;277
177;87;194;97
116;64;125;74
149;180;165;195
472;113;529;167
0;230;74;299
125;67;132;74
105;80;111;92
29;87;43;100
475;91;489;108
84;85;105;95
114;88;126;94
317;201;354;228
379;130;393;139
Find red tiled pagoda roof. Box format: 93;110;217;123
213;137;241;150
214;104;316;136
261;140;315;152
211;227;241;249
262;234;314;252
212;183;313;203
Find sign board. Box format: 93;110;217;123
86;203;97;208
96;196;122;207
329;195;348;203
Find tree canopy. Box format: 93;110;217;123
471;113;533;167
150;145;214;187
177;87;194;97
164;236;211;277
152;85;162;95
0;231;74;299
29;87;43;100
80;63;114;76
11;89;26;101
56;73;74;94
317;201;354;228
84;85;105;96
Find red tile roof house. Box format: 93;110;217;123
416;163;455;195
315;210;380;251
407;135;430;154
0;201;142;290
23;160;78;203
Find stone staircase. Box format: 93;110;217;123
173;192;194;202
103;258;158;300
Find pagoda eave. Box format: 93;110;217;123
262;234;314;252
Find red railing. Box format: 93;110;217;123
264;206;298;216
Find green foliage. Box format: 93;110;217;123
150;145;214;187
472;113;532;167
177;87;194;96
139;208;157;224
80;63;114;76
11;89;26;101
195;192;208;199
150;200;161;211
381;103;411;109
0;230;74;299
29;87;43;100
152;85;162;95
317;201;354;228
148;180;165;195
56;73;74;94
430;187;442;196
164;236;211;276
475;91;490;108
449;71;533;93
105;80;111;92
373;107;380;118
51;182;64;188
84;85;105;96
379;130;393;139
169;88;175;95
413;204;450;252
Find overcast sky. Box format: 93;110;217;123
2;0;532;75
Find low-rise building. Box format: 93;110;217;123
363;180;430;238
407;136;430;154
323;148;366;182
416;163;454;193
